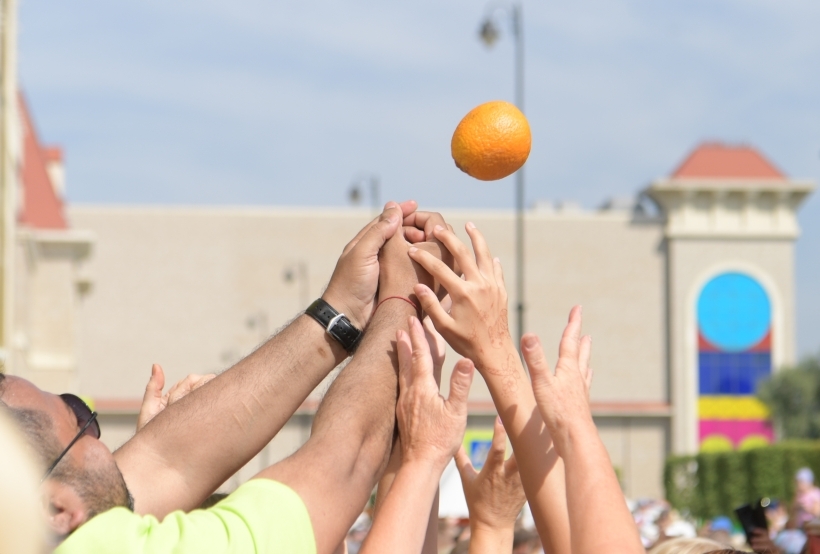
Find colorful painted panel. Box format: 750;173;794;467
697;272;773;450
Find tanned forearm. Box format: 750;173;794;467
116;313;347;517
257;299;416;554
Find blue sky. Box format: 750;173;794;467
18;0;820;356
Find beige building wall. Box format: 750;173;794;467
68;204;671;498
667;238;796;453
11;230;92;393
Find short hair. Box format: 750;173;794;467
0;375;60;473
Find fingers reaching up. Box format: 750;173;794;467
408;223;512;368
396;317;474;471
523;306;595;456
455;416;526;530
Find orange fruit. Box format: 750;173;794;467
451;100;531;181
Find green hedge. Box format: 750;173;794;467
664;441;820;519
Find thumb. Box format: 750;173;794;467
446;358;475;412
144;364;165;399
454;445;477;483
353;203;402;256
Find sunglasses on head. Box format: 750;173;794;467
42;394;100;481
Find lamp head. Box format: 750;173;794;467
479;19;499;47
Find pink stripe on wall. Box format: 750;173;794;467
699;419;773;445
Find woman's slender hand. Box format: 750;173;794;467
408;223;513;370
456;417;526;532
396;316;475;471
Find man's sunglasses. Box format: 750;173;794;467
42;394;101;481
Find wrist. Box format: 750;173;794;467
299;313;349;365
320;289;365;330
475;342;520;377
397;457;444;489
554;417;599;456
469;522;515;550
402;451;451;476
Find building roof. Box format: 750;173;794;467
671;143;785;180
18;93;67;229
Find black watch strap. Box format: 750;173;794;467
305;298;363;353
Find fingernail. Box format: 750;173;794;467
434;224;444;233
522;335;538;350
589;336;593;343
466;221;475;229
496;416;503;427
408;246;418;254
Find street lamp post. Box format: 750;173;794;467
348;174;381;217
479;2;525;349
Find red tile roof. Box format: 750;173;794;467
18;93;67;229
671;143;785;180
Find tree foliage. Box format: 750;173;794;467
758;354;820;439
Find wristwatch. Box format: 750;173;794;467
305;298;363;353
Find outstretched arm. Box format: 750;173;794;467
115;201;418;518
409;223;572;554
373;314;449;554
257;228;447;554
360;318;474;554
525;308;643;554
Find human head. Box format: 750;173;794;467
648;537;730;554
796;467;815;493
0;373;133;540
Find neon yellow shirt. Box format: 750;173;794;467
55;479;316;554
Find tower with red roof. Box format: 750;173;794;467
648;143;814;454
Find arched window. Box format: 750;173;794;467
697;272;773;451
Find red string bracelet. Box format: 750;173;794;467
375;295;421;315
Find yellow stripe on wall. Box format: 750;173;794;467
698;396;770;420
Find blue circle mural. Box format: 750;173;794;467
697;272;770;352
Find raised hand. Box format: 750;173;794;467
523;307;644;554
137;364;216;431
408;223;512;370
523;306;593;454
455;417;526;534
323;200;417;329
396;316;475;471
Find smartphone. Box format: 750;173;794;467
735;498;770;544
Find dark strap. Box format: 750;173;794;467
305;298;362;354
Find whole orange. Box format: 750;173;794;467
451;100;531;181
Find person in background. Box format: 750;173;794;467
703;516;734;546
455;417;526;554
357;316;474;554
793;468;820;528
